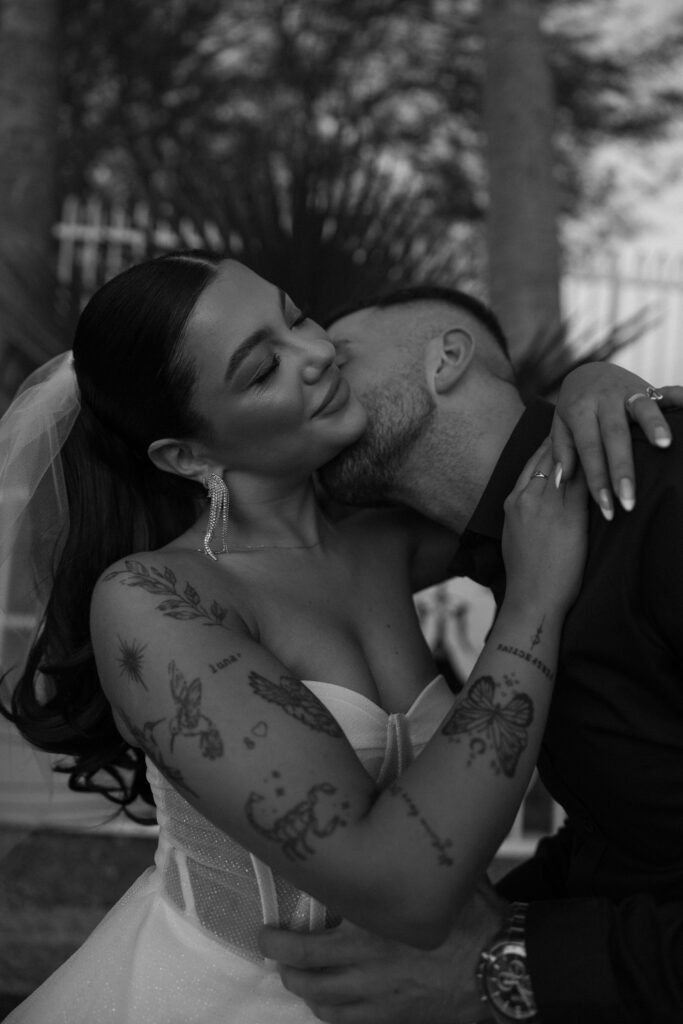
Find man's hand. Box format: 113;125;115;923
259;882;506;1024
553;363;683;520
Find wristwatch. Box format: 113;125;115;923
476;902;539;1022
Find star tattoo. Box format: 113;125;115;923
116;635;148;688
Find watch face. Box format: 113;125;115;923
485;946;537;1020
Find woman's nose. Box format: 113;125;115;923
301;337;336;382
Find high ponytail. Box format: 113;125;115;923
2;251;223;816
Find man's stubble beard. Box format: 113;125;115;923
319;377;436;506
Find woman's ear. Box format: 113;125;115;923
147;437;211;484
431;327;476;396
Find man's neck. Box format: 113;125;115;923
391;393;525;534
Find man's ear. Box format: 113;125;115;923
430;327;476;396
147;437;212;484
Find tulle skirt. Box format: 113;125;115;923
5;868;318;1023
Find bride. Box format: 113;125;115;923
0;251;662;1021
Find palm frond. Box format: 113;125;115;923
514;306;658;402
160;130;480;320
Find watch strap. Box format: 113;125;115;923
477;901;539;1022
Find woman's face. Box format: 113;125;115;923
184;261;367;479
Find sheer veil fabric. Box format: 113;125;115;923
0;351;79;693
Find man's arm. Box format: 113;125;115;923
260;877;683;1024
260;884;505;1024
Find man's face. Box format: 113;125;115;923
320;305;435;505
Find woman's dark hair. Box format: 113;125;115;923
2;251;223;818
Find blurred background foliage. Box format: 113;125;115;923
61;0;682;220
1;0;682;406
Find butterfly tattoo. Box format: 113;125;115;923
441;675;534;778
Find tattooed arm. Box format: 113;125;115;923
91;465;585;949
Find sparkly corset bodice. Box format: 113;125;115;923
146;676;453;962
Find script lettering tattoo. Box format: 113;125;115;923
248;671;344;738
167;660;224;759
103;561;238;634
116;635;148;688
245;780;350;860
389;783;454;866
209;655;241;675
244;721;269;750
114;705;199;799
441;675;534;778
496;642;554;682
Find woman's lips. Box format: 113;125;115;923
313;374;350;416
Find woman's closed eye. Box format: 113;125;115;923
251;353;281;388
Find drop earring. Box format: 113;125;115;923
202;472;229;560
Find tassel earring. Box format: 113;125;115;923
202;473;229;560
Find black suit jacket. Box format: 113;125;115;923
454;400;683;1024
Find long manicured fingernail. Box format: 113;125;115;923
654;426;671;448
598;488;614;521
554;463;563;489
618;477;635;512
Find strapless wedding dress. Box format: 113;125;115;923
6;676;453;1023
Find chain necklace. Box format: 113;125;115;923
226;540;322;553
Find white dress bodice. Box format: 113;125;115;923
148;675;454;960
6;675;454;1023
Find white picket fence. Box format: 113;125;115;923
2;195;681;854
562;250;683;385
53;195;683;385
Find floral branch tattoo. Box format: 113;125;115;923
441;675;534;778
116;635;148;688
248;671;344;738
103;561;231;630
246;779;350;861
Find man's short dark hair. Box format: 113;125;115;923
324;285;510;360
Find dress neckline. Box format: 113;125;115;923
301;674;451;720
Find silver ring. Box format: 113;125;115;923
626;388;664;414
625;392;648;413
531;471;548;479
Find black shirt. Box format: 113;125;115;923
455;400;683;1024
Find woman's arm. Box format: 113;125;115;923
92;462;585;948
400;363;682;590
553;363;683;516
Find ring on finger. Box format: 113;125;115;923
625;388;664;415
531;471;549;479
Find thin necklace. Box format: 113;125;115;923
226;539;322;552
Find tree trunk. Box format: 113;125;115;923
0;0;60;406
482;0;561;358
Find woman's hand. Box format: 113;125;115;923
553;363;683;519
502;439;588;617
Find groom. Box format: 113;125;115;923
260;286;683;1024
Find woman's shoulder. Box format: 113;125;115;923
91;548;250;633
93;549;182;607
